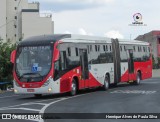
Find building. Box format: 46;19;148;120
136;31;160;63
0;0;53;44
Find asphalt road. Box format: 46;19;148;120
0;77;160;122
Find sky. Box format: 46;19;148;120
28;0;160;40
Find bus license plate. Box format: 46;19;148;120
27;89;35;92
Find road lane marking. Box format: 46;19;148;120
0;95;20;99
22;103;47;106
142;82;160;84
39;92;94;122
110;90;157;94
0;107;40;112
0;98;62;110
17;107;40;112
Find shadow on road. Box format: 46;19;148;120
17;82;135;100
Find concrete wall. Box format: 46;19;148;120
22;12;53;39
6;0;18;43
0;0;7;42
28;3;39;9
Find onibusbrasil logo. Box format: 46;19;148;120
129;13;147;26
133;13;142;22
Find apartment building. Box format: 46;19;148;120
0;0;53;43
136;30;160;63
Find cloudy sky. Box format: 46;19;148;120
29;0;160;39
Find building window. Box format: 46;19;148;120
15;16;17;19
15;34;16;37
15;7;17;10
14;25;17;28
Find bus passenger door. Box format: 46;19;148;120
79;49;89;88
127;49;135;81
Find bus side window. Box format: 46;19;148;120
54;51;67;80
54;60;60;79
60;51;67;70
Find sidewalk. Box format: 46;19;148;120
152;69;160;78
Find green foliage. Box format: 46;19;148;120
152;55;155;68
157;57;160;65
157;57;160;67
0;41;16;81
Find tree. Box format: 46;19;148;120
157;57;160;68
0;41;16;81
152;55;156;69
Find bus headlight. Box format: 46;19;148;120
48;88;52;92
14;89;18;93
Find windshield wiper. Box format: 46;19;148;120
19;72;43;79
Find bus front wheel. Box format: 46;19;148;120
70;79;77;96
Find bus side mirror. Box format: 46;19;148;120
10;50;16;63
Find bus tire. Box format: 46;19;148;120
134;72;141;85
34;94;42;98
103;75;109;91
70;79;77;96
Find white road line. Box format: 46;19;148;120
0;98;62;110
0;95;20;99
22;103;47;106
39;93;94;122
142;82;160;84
0;107;40;112
17;107;40;112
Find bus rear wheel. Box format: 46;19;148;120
70;79;77;96
134;72;141;85
103;75;109;90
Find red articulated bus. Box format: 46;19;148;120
10;34;152;97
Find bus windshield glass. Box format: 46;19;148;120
15;45;52;82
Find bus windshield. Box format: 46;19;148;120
15;45;52;82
